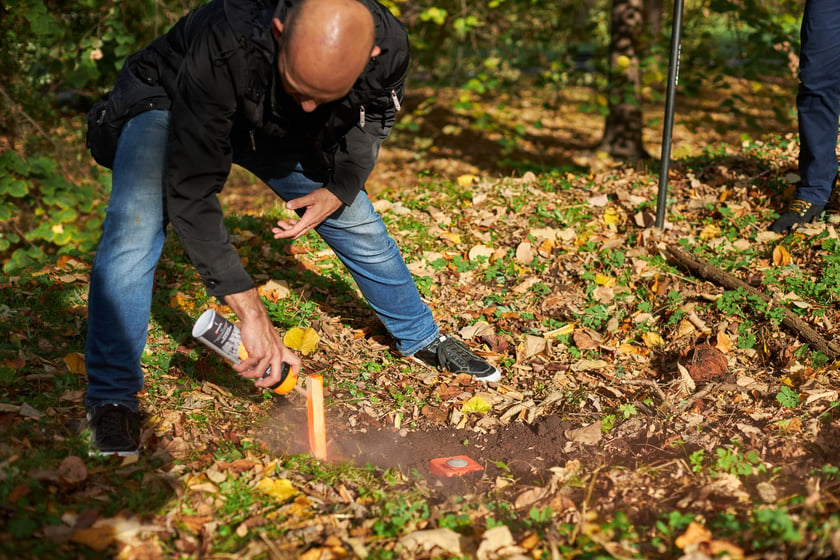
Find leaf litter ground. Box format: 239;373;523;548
227;84;840;556
4;83;840;558
187;85;840;557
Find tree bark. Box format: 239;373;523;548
645;0;664;38
598;0;650;159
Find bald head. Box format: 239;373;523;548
273;0;380;112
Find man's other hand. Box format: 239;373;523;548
272;188;342;240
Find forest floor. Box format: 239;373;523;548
2;80;840;559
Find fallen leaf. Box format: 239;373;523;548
641;331;664;349
517;335;547;360
565;421;603;445
573;330;599;350
257;478;298;502
284;327;320;355
514;486;548;510
169;291;194;312
457;174;476;187
570;359;608;372
676;362;697;394
544;323;575;338
400;528;464;556
699;224;721;240
477;525;527;560
64;352;86;374
593;273;615;286
675;521;711;549
459;321;494;339
461;395;491;414
587;194;609;207
709;540;745;558
258;279;290;301
772;245;791;266
70;525;115;551
603;207;621;226
19;403;44;419
592;285;614;303
440;231;462;244
468;244;494;261
58;456;87;485
716;331;732;353
515;241;535;264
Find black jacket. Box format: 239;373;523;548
110;0;409;298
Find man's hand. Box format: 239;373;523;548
225;289;301;389
272;188;343;240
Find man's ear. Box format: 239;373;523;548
271;18;284;42
371;45;381;58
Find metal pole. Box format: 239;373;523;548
655;0;686;229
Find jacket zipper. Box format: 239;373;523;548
358;88;402;128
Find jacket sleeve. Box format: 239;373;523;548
164;33;254;299
324;86;401;206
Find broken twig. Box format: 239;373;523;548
665;244;840;359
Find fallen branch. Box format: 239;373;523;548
665;244;840;359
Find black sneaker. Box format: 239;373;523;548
87;403;141;456
413;335;501;382
769;199;825;233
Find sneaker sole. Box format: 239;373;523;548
412;356;502;383
89;449;140;457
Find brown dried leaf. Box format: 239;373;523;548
58;456;87;485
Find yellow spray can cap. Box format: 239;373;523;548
239;345;298;395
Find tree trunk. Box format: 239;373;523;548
646;0;664;38
598;0;650;160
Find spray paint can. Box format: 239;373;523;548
192;309;297;395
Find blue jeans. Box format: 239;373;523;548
797;0;840;205
85;110;438;411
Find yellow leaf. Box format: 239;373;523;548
456;174;477;187
440;231;462;244
676;319;696;337
699;224;721;240
618;343;649;356
283;327;320;355
170;291;194;312
642;331;664;348
537;238;556;255
64;352;86;374
616;55;632;69
461;395;491;414
772;245;791;267
544;323;575;338
594;274;615;287
257;478;298;502
603;207;621;226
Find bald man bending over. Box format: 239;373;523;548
83;0;501;456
